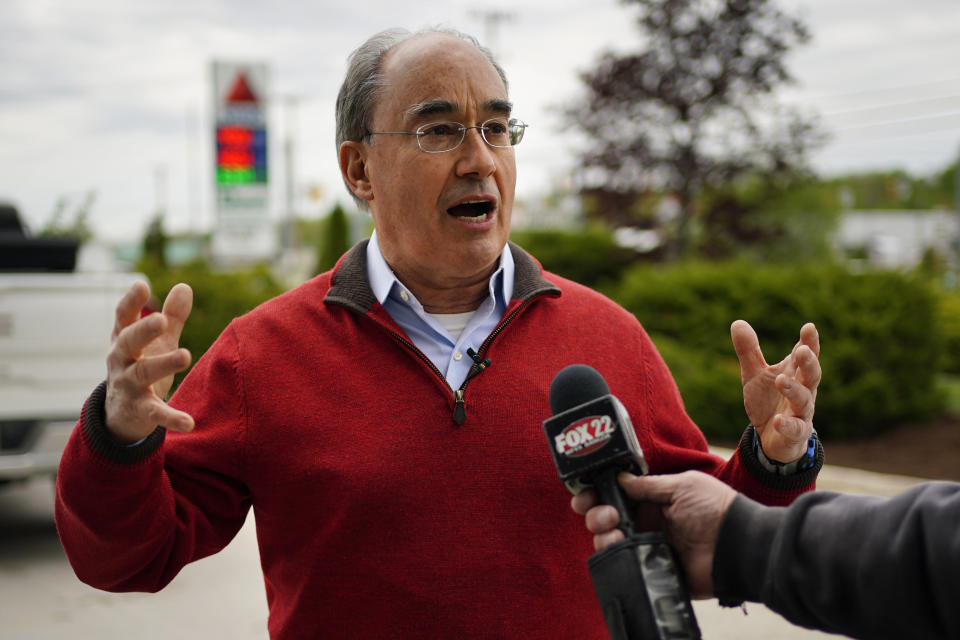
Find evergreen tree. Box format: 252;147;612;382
316;203;351;274
142;214;168;269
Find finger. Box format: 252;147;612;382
105;377;195;441
161;283;194;340
730;319;766;383
794;345;822;393
771;413;811;445
618;472;680;504
137;397;195;434
128;349;192;388
799;322;820;358
570;489;598;515
160;406;195;433
112;281;151;341
585;505;620;535
776;373;815;421
109;313;168;364
594;529;624;553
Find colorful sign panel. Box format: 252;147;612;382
216;125;267;184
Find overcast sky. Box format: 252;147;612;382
3;0;960;242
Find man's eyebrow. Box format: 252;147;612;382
405;98;513;120
486;99;513;116
406;100;456;119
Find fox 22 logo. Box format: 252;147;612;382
553;415;615;458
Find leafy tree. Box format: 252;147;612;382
697;176;839;260
38;191;95;245
569;0;824;256
821;163;957;210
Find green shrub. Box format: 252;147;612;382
510;227;635;288
651;333;744;443
140;259;287;388
611;262;943;441
937;292;960;374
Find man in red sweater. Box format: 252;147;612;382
55;28;823;639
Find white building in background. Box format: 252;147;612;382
834;209;960;268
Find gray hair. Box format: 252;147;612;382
335;27;509;209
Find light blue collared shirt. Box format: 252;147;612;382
366;231;514;390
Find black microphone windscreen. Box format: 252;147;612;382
549;364;611;415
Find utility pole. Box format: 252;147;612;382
185;105;201;233
283;95;299;251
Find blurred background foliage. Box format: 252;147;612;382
515;224;954;443
137;245;285;390
132;176;960;443
122;0;960;444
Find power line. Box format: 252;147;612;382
830;112;960;141
799;75;960;106
822;95;960;121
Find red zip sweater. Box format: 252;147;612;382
55;241;821;639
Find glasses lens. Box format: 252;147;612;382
417;122;464;152
479;118;511;147
509;119;527;146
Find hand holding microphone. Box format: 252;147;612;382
574;470;738;599
543;364;701;640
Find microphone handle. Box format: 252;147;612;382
593;466;637;539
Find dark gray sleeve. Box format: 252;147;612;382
712;482;960;640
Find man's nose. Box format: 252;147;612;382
455;127;497;178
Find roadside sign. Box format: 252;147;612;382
211;61;275;263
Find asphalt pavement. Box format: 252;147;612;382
0;453;926;639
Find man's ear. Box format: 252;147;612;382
339;141;374;203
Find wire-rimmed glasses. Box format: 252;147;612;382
366;117;527;153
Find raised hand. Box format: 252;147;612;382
104;281;195;444
731;320;821;462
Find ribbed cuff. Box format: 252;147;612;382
82;381;165;464
737;425;823;492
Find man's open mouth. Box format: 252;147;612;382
447;200;494;222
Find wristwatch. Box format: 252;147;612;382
754;428;819;476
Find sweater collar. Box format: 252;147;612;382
325;239;559;315
365;231;515;312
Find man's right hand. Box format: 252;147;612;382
104;281;195;444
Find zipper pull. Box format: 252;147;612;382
453;389;466;425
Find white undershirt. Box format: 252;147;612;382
428;311;476;341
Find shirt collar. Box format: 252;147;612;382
366;230;515;308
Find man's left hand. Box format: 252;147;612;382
731;320;820;463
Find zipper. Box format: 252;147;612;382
376;292;551;425
382;327;473;424
448;296;541;425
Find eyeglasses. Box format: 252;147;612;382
366;117;528;153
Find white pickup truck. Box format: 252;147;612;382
0;204;143;484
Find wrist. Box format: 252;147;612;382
84;382;166;464
753;429;818;476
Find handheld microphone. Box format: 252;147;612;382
544;364;648;537
543;364;701;640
